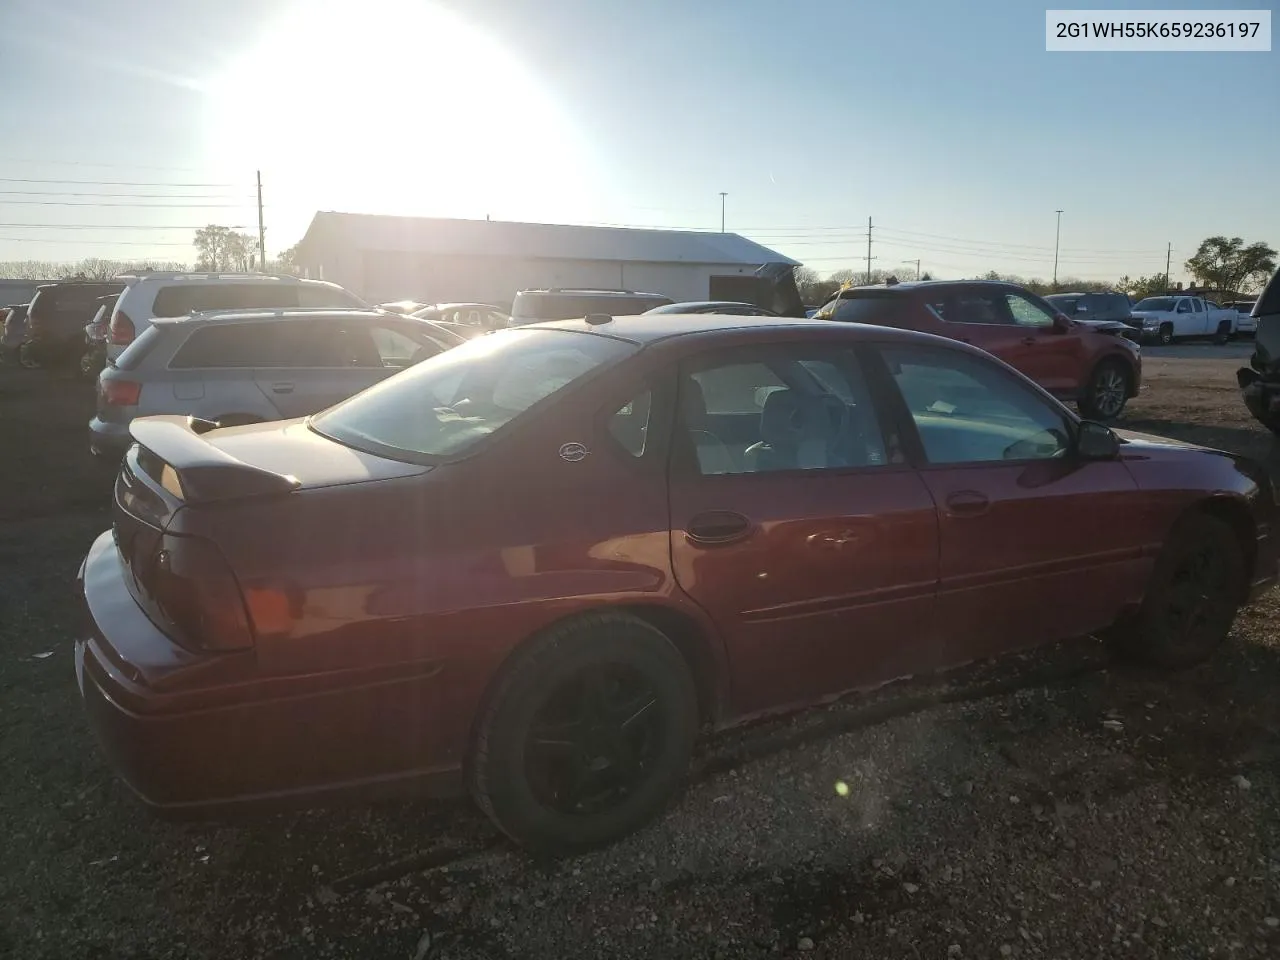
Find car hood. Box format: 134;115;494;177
1114;429;1209;454
202;417;430;490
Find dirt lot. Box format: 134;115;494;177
2;348;1280;960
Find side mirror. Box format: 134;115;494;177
1052;313;1071;333
1076;420;1119;460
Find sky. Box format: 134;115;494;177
0;0;1275;283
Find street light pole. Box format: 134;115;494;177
719;192;728;233
1053;210;1063;289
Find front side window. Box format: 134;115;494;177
881;345;1070;464
311;329;635;461
1006;293;1055;328
679;349;887;475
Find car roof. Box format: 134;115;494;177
525;312;936;346
151;307;390;327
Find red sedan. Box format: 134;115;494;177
77;314;1277;853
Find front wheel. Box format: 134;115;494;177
469;612;698;855
1111;514;1245;668
1158;323;1174;346
1078;359;1131;421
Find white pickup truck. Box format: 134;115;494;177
1130;295;1237;345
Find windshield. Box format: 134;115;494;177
1133;297;1175;311
310;328;636;461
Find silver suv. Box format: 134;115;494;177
89;308;462;458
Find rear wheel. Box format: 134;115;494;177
1112;514;1245;668
1158;323;1174;346
1213;321;1231;345
468;612;698;855
1078;359;1130;421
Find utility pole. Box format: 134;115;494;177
903;259;921;280
1052;210;1063;289
256;170;266;272
865;217;873;284
1165;242;1172;292
719;192;727;233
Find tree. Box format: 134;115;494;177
1184;236;1277;295
193;225;258;272
1115;273;1169;299
0;258;186;280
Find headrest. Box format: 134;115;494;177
759;390;839;448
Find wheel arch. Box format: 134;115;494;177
1183;496;1257;592
466;601;730;763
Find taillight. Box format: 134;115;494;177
152;534;255;652
109;310;135;345
102;379;141;406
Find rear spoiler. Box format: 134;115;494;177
128;416;301;503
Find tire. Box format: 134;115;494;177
1112;514;1245;668
1078;358;1131;421
469;611;698;855
1158;323;1174;346
1213;321;1231;346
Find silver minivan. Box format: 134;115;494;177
89;308;462;459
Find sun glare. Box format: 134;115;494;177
204;0;600;225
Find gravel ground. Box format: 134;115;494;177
2;352;1280;960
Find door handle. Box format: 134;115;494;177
686;510;754;546
271;381;295;394
944;490;990;517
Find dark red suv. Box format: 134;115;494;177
818;280;1141;420
77;314;1269;853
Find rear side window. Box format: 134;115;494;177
1257;269;1280;317
169;321;317;368
818;295;903;324
153;283;299;317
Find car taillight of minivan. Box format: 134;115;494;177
109;310;135;345
102;379;141;406
152;534;255;652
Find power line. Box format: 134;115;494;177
0;177;242;187
0;237;194;246
0;200;251;208
0;190;256;199
0;223;252;230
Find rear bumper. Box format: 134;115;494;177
76;531;461;818
88;416;133;459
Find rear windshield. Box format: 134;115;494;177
30;283;123;314
311;329;635;462
814;294;903;323
114;325;164;371
1133;297;1175;311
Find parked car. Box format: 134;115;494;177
1045;290;1132;320
644;301;778;316
1129;295;1237;345
1236;269;1280;432
413;302;510;332
24;281;125;370
89;308;463;459
378;300;432;315
1224;300;1258;336
0;303;28;364
79;294;120;380
509;288;673;325
816;280;1141;420
107;272;367;361
79;313;1275;853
